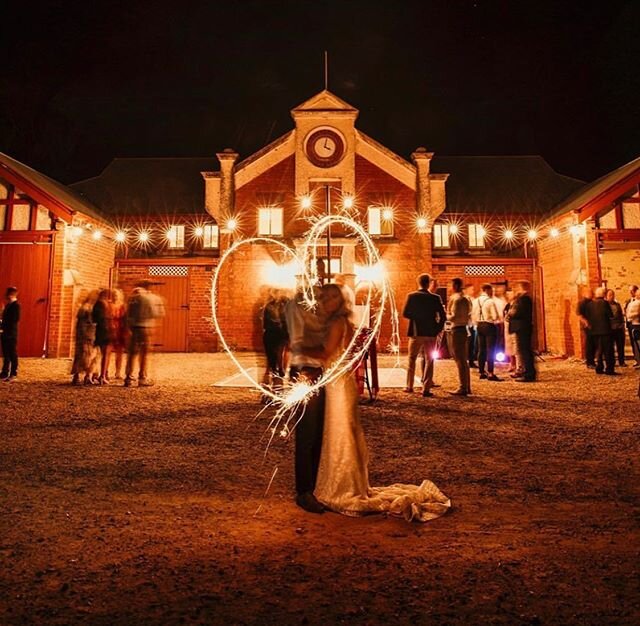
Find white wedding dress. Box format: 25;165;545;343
314;320;451;522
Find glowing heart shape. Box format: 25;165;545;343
211;214;399;411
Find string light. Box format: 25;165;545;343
71;225;83;238
138;231;150;243
342;195;354;210
92;229;102;241
527;229;538;241
226;218;238;232
550;227;560;238
416;216;428;231
449;223;459;235
381;208;393;221
194;226;204;237
504;229;514;240
115;231;127;243
300;195;312;210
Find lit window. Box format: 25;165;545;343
468;224;485;248
35;205;52;230
318;258;342;278
203;224;219;249
367;207;393;237
0;205;5;230
166;225;185;249
433;223;450;248
10;204;30;230
258;207;283;236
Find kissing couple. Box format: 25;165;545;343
285;282;450;522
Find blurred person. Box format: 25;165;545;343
625;287;640;368
446;278;472;396
124;280;163;387
509;280;536;382
71;290;99;386
624;285;639;366
110;289;128;379
606;289;626;367
464;284;478;368
493;285;507;354
587;287;615;375
92;289;113;385
577;287;595;368
0;286;20;382
261;289;289;391
402;273;446;397
474;283;502;381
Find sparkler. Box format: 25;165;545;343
211;214;401;443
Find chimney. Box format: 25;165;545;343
412;147;434;219
216;148;239;219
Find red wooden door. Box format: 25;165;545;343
0;243;51;357
152;276;189;352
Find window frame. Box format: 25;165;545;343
468;223;486;249
433;223;450;249
258;207;284;236
166;224;186;249
202;224;219;249
367;206;394;237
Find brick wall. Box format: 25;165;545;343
48;218;116;357
600;248;640;296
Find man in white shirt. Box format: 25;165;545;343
446;278;472;396
625;288;640;368
474;283;502;381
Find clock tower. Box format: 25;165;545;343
291;90;358;197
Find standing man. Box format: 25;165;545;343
509;280;537;382
577;287;595;368
588;287;615;375
474;283;502;381
625;287;640;368
403;273;446;397
284;285;326;514
624;285;639;366
0;287;20;382
446;278;472;396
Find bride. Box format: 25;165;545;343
305;284;451;522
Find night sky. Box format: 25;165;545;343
2;0;638;185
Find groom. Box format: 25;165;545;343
285;287;326;514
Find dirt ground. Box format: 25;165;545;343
0;353;639;625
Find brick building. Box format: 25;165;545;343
0;152;115;358
73;90;608;355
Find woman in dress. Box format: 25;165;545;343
92;289;113;385
307;284;450;522
71;290;99;385
110;289;128;380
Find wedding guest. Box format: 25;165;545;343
625;288;640;368
0;286;20;382
402;273;446;397
262;289;289;389
493;285;507;354
587;287;615;375
110;289;128;380
624;285;639;366
474;283;502;381
124;281;163;387
606;289;626;367
446;278;472;396
71;290;99;386
464;284;478;368
577;287;595;368
92;289;113;385
509;280;536;382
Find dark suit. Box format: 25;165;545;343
586;297;614;374
1;300;20;378
402;289;445;390
509;292;536;381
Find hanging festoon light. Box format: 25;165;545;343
300;195;312;210
71;225;84;238
115;230;127;243
138;230;150;244
92;229;102;241
342;195;354;210
382;208;393;222
416;216;428;232
449;223;459;235
503;228;515;241
550;227;560;238
527;229;538;241
194;226;204;237
225;218;238;232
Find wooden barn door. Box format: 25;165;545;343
0;243;51;357
152;273;189;352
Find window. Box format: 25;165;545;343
166;225;185;249
318;257;342;278
468;224;485;248
10;204;30;230
203;224;219;249
0;205;5;230
35;205;52;230
367;207;393;237
433;223;450;248
258;207;283;236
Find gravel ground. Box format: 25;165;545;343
0;354;639;625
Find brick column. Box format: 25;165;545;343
216;148;239;221
412;147;434;219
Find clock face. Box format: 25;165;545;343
305;128;345;168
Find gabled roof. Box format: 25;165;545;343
0;151;106;223
431;156;584;216
291;90;359;114
546;155;640;222
72;157;217;217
